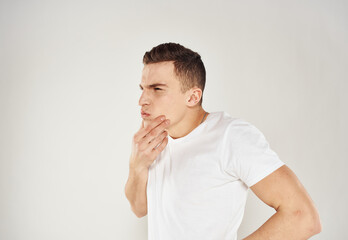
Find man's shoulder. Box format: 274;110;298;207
212;111;255;131
213;112;264;143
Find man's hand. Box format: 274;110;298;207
125;115;170;217
129;115;171;173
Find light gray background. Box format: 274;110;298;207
1;0;347;239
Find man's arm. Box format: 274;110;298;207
243;165;322;240
125;167;149;218
125;115;170;218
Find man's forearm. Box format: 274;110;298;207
125;167;149;218
242;208;321;240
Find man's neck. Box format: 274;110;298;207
168;108;209;140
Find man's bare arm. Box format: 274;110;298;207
243;165;322;239
124;115;170;218
125;167;149;218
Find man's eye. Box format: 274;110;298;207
154;88;162;91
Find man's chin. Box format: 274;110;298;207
142;119;151;128
142;115;166;127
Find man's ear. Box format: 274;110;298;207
186;87;202;107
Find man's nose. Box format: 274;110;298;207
138;90;150;106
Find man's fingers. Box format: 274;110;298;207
138;115;166;139
143;119;170;144
152;135;169;154
149;130;168;151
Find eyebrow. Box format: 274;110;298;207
139;83;168;89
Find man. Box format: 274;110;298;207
125;43;321;239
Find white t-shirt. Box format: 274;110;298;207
146;111;285;240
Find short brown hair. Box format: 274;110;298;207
143;43;206;106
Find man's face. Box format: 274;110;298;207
139;61;187;128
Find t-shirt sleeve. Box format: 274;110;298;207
222;120;285;188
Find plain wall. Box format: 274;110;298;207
1;0;347;239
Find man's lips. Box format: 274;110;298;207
141;110;150;117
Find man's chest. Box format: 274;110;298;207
151;140;236;200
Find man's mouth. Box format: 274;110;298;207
141;110;150;118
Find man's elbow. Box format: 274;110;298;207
296;207;322;237
131;205;147;218
307;209;322;235
135;211;147;218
